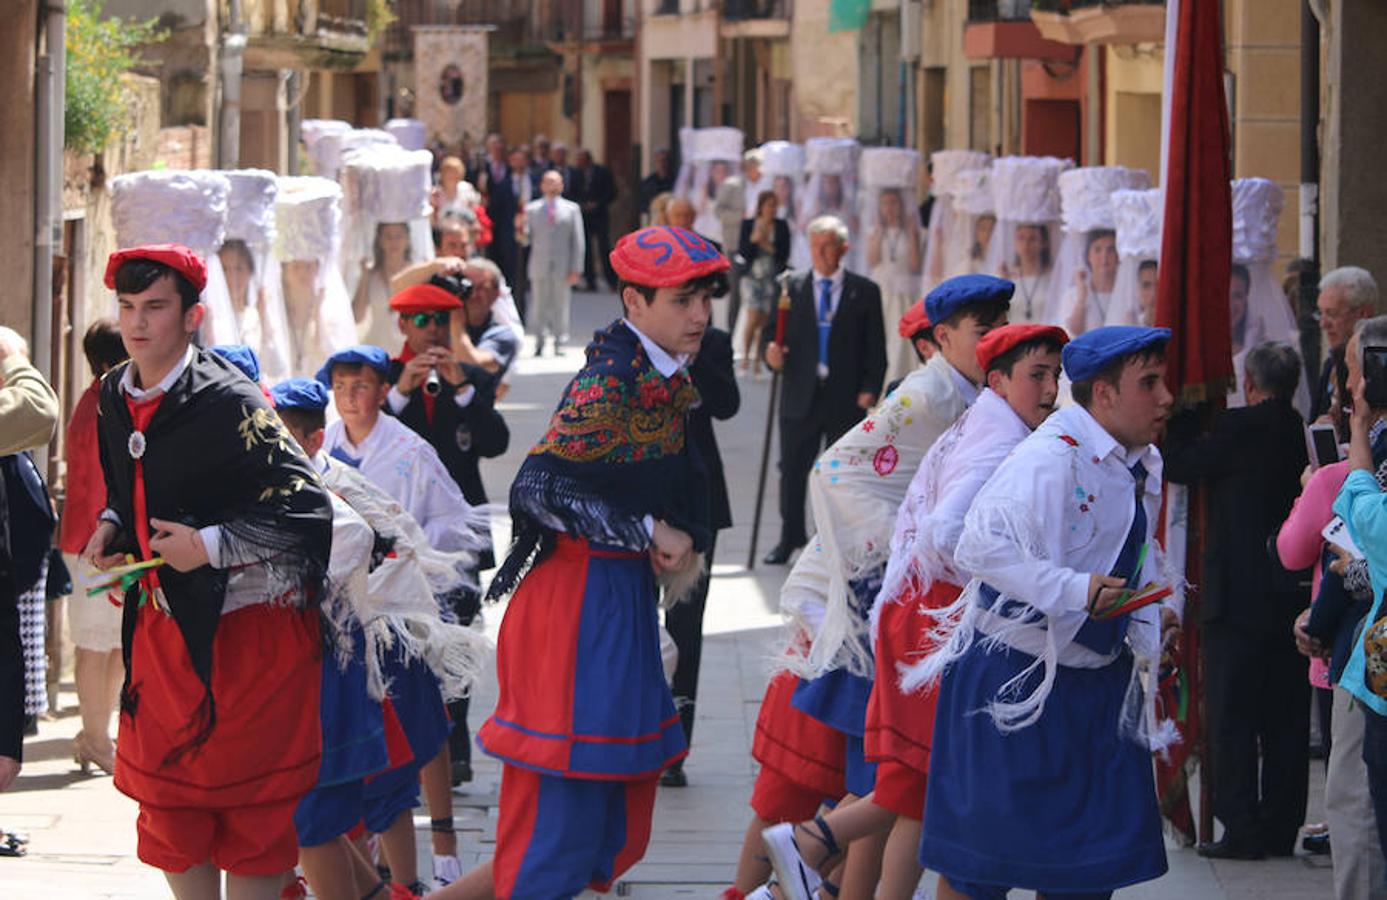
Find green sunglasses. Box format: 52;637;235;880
407;311;451;328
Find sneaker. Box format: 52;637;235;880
746;885;777;900
279;876;309;900
761;823;821;900
434;854;462;888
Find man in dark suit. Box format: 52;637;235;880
569;148;619;291
383;282;510;785
762;216;887;564
487;147;538;320
663;324;739;787
1165;340;1311;860
639;149;677;222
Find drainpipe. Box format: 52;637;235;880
1298;0;1321;369
33;2;65;387
219;0;246;169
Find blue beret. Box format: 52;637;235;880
1062;325;1172;383
924;274;1015;326
211;344;262;383
270;377;329;412
315;345;391;385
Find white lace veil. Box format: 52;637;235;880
1053;166;1152;329
274;176;358;375
1104;188;1164;327
983;156;1073;323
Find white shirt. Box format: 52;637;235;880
810;266;846;378
783;352;974;677
322;413;480;554
621;318;689;377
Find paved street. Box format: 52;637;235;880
0;288;1333;898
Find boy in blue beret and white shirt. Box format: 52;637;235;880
917;325;1180;900
318;345;490;893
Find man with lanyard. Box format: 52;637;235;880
83;244;333;900
440;225;725;899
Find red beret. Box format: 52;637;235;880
976;324;1070;373
609;226;730;288
897;299;930;339
389;283;463;313
104;244;208;293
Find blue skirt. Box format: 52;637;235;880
383;646;451;768
479;537;687;779
316;627;390;787
919;632;1167;893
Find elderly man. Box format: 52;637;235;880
1166;341;1311;860
0;326;58;807
761;216;886;565
1314;267;1379;421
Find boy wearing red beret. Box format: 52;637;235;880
84;245;333;899
442;226;727;899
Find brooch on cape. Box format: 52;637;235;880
128;431;147;460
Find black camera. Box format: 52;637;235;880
428;272;474;302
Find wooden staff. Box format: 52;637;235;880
748;272;794;569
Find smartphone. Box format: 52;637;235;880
1306;422;1342;469
1364;346;1387;409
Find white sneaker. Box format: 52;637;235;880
760;823;821;900
433;854;462;888
746;884;777;900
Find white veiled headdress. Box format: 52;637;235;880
110;169;238;348
1052;166;1152;328
274;176;357;375
922;150;993;295
983;156;1073;321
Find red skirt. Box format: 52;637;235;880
751;670;846;801
115;602;323;810
863;581;961;775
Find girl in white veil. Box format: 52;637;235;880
760;141;809;268
859;147;924;386
986;156;1072;324
274;176;358;376
110;170;238;348
1053;167;1151;336
920;150;993;296
219;169;294;383
1104;188;1164;328
690;127;745;240
1227;178;1309;413
801;138;861;271
338;146;436;348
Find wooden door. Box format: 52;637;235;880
603;89;635;231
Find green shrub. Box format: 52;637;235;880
65;0;166;154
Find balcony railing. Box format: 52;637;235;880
723;0;791;21
967;0;1034;21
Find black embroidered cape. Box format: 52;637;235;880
97;349;333;763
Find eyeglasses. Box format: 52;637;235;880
408;311;451;328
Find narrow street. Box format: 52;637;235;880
0;288;1333;897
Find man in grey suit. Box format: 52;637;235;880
525;170;586;356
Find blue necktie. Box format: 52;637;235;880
817;278;833;373
1073;459;1148;655
329;445;362;469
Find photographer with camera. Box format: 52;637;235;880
384;277;510;792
